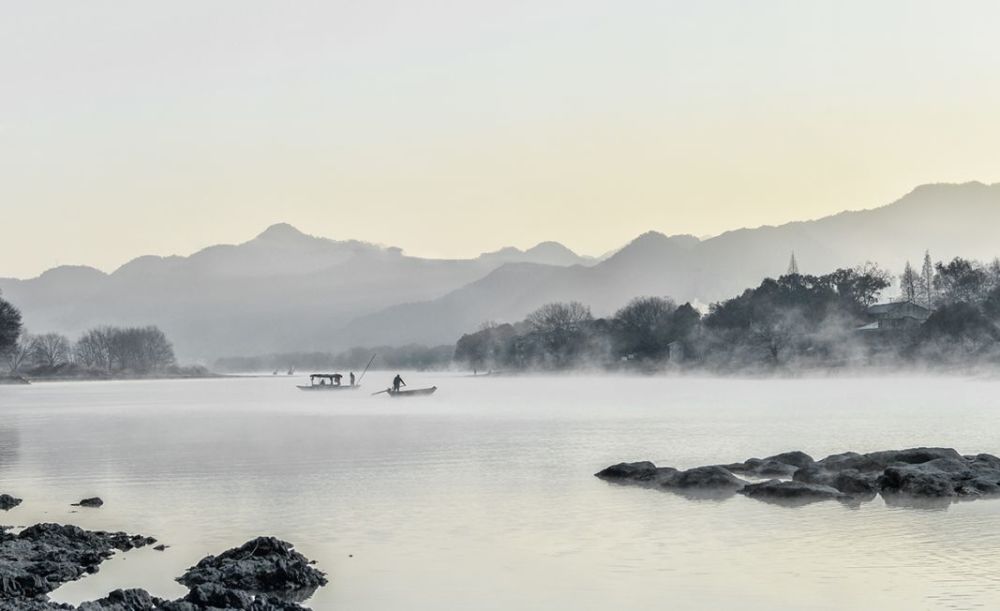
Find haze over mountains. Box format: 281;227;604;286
2;182;998;361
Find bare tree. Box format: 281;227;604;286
75;326;115;370
4;331;32;373
899;261;919;303
29;333;72;368
526;302;592;334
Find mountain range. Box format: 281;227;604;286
2;181;998;361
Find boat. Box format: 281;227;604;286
297;373;359;391
386;386;437;397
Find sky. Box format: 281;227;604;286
2;0;1000;278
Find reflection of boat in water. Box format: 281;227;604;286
386;386;437;398
297;374;359;391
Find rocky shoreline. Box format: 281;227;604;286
597;447;1000;507
0;520;326;610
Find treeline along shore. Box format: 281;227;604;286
0;302;210;382
454;255;1000;373
6;253;1000;379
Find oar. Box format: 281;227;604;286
357;353;377;386
371;389;389;396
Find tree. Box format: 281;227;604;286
934;258;989;305
525;302;592;334
921;250;935;309
75;326;115;370
787;252;799;276
106;326;176;373
613;296;676;359
899;261;919;303
29;333;71;368
4;331;31;373
0;294;22;355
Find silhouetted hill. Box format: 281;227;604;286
0;226;591;360
3;182;998;359
345;182;1000;346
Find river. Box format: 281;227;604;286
2;373;999;610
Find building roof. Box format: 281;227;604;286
867;300;930;316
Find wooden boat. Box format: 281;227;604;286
386;386;437;398
297;373;359;391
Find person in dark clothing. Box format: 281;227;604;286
332;373;343;386
392;374;405;392
349;372;356;386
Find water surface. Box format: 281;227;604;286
2;374;999;610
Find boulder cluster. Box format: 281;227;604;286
0;523;326;611
596;447;1000;506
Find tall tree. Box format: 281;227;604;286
921;250;935;309
787;252;799;276
899;261;919;303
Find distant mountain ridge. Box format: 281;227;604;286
343;182;1000;346
0;225;593;359
2;181;998;360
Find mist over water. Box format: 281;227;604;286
2;374;1000;610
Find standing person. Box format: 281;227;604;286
332;373;343;386
349;372;356;386
392;374;405;392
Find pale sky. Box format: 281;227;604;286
2;1;999;278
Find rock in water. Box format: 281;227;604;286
595;462;678;486
178;536;328;602
600;447;1000;507
0;494;22;511
0;523;155;599
665;466;747;490
739;480;846;505
72;497;104;508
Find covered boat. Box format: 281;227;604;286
297;373;359;391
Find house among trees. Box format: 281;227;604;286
857;300;931;332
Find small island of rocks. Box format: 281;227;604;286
0;521;326;610
597;447;1000;507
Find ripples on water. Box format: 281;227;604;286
1;374;1000;610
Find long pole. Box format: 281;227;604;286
357;353;377;385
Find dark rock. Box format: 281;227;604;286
0;523;155;600
153;544;168;551
816;452;882;473
0;495;21;511
794;466;880;496
762;451;814;469
77;588;163;610
739;479;846;505
72;498;104;508
595;462;678;488
664;466;747;490
722;451;813;477
177;537;327;602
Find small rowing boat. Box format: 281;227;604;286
386;386;437;397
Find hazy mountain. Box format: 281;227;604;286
0;225;590;360
477;241;594;267
344;182;1000;346
3;182;998;360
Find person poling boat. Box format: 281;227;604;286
371;373;437;397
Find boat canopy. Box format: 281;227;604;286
309;373;342;379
